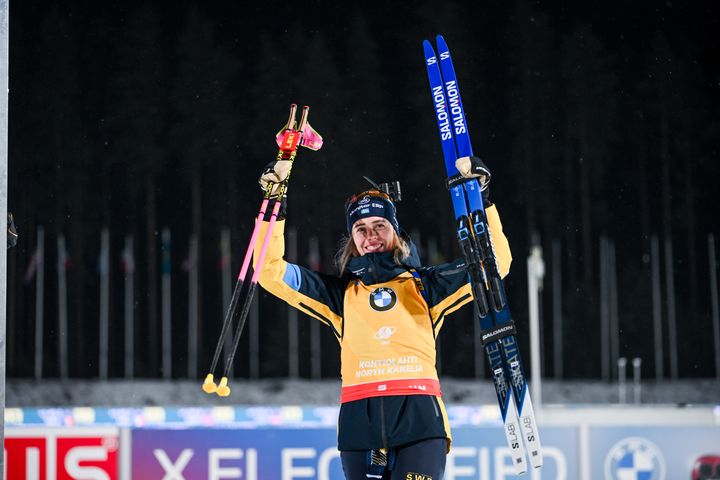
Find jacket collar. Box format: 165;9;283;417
345;234;422;285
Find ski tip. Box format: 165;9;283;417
436;34;448;50
422;40;437;60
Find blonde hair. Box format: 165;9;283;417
335;230;411;274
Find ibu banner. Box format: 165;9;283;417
129;426;575;479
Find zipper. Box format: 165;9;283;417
380;397;388;448
298;302;341;339
431;396;441;417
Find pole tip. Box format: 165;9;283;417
202;373;217;394
216;376;231;397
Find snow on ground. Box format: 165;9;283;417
6;378;719;407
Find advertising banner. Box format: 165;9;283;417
449;426;576;479
130;428;341;479
7;408;719;479
4;427;119;480
130;426;576;480
590;426;720;480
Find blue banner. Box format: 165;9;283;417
130;426;579;479
131;428;342;479
590;426;720;480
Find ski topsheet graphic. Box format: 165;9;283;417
423;35;543;474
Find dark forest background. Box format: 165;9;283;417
6;1;720;380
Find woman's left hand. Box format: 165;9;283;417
455;156;491;191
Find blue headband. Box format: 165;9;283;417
346;192;400;234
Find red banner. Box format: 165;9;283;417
5;427;119;480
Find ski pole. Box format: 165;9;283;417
203;104;300;394
215;106;312;397
202;183;284;393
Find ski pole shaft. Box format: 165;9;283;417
238;197;272;280
222;179;287;374
203;190;278;389
216;193;284;396
222;281;259;376
202;105;302;394
215;107;310;397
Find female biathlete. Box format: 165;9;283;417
254;155;511;480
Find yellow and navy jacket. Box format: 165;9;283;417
254;205;512;451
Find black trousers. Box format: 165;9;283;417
340;438;447;480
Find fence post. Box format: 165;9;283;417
709;234;720;380
527;242;545;408
632;357;642;404
651;235;664;380
187;234;199;379
34;226;45;379
664;236;678;379
617;357;627;404
123;235;135;379
600;236;609;381
552;239;563;379
58;234;68;379
220;228;232;375
99;228;110;380
609;240;620;380
161;228;172;379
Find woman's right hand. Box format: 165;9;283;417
259;160;292;197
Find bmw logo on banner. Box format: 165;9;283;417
604;437;666;480
369;287;397;312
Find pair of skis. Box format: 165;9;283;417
423;36;543;474
202;104;322;397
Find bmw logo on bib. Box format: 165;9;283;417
369;287;397;312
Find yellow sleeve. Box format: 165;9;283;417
252;219;344;338
485;204;512;278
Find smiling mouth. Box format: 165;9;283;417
364;243;384;253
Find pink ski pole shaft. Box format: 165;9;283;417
204;191;276;382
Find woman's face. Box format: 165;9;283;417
351;216;396;255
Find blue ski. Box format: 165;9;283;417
423;35;543;472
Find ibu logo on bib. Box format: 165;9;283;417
369;287;397;312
